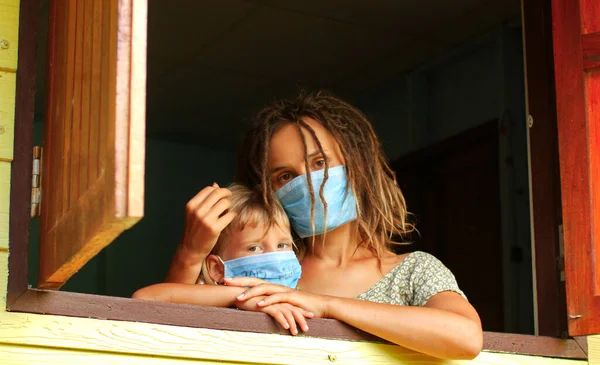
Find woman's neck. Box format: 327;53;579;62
304;221;366;267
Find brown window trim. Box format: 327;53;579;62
6;0;587;361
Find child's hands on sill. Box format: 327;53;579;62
226;277;330;319
236;295;314;335
181;183;237;257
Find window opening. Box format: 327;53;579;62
28;0;541;336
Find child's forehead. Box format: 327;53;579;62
234;221;290;238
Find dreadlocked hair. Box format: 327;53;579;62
236;90;415;260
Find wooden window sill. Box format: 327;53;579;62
6;288;588;360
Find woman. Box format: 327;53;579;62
166;91;483;360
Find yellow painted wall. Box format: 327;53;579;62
0;1;595;364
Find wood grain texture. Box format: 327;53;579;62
0;161;10;251
0;251;7;308
7;288;588;360
0;71;16;162
39;0;146;289
587;70;600;297
114;0;146;218
589;335;599;365
523;0;568;337
7;0;37;306
582;32;600;71
0;310;587;365
483;332;586;360
581;0;600;34
0;343;230;365
551;0;600;335
0;1;19;71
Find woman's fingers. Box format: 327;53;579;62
255;292;292;307
196;188;232;216
301;308;315;319
237;285;288;301
263;305;306;335
290;307;309;332
206;197;232;220
267;308;290;331
214;210;237;232
282;309;298;335
185;186;217;213
224;277;273;288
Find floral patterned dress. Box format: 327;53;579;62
356;251;466;306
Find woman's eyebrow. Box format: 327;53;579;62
269;166;286;174
269;150;330;174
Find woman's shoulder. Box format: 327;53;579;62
391;250;442;272
397;251;467;305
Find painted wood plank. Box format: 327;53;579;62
0;71;15;162
581;0;600;34
0;2;19;72
582;32;600;71
87;0;103;182
39;0;146;289
78;0;93;197
69;0;85;210
552;0;600;335
0;343;230;365
0;251;7;308
589;335;599;365
0;311;587;365
588;70;600;297
0;161;10;250
0;342;587;365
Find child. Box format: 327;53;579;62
133;184;312;335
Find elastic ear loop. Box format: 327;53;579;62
216;256;226;285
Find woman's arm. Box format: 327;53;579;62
164;242;207;284
326;292;482;359
228;279;482;360
133;283;246;307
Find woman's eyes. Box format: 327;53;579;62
247;246;261;252
275;158;328;184
277;173;293;184
277;242;290;249
313;158;326;169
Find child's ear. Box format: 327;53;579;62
206;254;224;284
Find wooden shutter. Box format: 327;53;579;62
552;0;600;335
39;0;147;289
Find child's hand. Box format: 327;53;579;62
236;296;314;335
227;277;331;318
181;184;237;256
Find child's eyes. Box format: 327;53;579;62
277;242;290;249
247;246;261;252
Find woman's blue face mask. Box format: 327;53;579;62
275;165;358;238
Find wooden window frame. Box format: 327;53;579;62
5;0;588;360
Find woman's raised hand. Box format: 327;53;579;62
165;184;236;283
182;183;237;256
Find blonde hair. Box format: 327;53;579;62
199;183;299;285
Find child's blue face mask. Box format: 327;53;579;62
275;165;358;238
221;251;301;288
